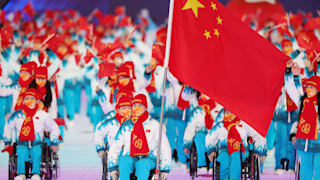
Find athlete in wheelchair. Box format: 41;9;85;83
108;94;171;180
182;94;223;179
2;88;60;180
206;109;267;180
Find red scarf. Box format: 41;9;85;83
146;67;156;93
223;117;245;155
37;84;47;101
115;113;127;125
118;79;134;92
130;111;150;157
18;104;38;141
296;96;319;140
108;76;118;104
15;77;34;110
286;93;298;111
177;85;190;110
198;98;216;130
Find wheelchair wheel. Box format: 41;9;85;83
212;156;220;180
189;142;198;180
295;158;300;180
42;143;53;180
101;152;108;180
250;156;260;180
52;152;60;180
8;143;17;180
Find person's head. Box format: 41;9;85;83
224;109;236;120
132;94;148;117
116;96;132;120
19;62;35;81
117;64;131;86
304;76;320;98
112;52;124;68
22;88;39;109
35;66;48;87
281;39;293;55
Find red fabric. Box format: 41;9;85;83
1;145;13;156
198;98;216;130
54;118;65;126
169;0;289;137
296;96;318;140
98;62;115;78
223;117;245;155
130;111;150;157
286;93;298;111
177;85;190;110
19;104;38;141
305;17;320;30
115;6;126;16
146;69;156;93
132;94;148;109
152;44;165;66
23;2;36;18
84;49;94;64
226;0;286;30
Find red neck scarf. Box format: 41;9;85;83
37;84;47;101
146;67;156;93
177;85;190;110
115;113;127;125
19;104;38;141
223;116;245;155
108;76;118;104
286;93;298;111
296;96;319;140
130;111;150;157
199;98;216;130
18;77;33;89
118;79;134;93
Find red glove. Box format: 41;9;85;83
1;145;14;156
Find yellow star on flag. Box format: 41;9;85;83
214;28;220;37
210;2;217;11
217;16;222;25
181;0;205;18
203;30;211;40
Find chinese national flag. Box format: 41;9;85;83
23;2;36;18
169;0;290;136
98;62;115;78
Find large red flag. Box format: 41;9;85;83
169;0;290;136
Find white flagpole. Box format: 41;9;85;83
155;0;175;179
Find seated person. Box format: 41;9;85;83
94;94;132;157
206;109;267;180
108;94;172;180
3;88;60;180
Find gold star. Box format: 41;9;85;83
203;30;211;40
214;28;220;37
210;2;217;11
181;0;205;18
217;16;222;25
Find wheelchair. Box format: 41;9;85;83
240;143;260;180
101;150;108;180
188;142;214;180
191;137;259;180
101;149;155;180
8;142;60;180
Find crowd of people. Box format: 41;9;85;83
0;2;319;180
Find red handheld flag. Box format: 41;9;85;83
23;2;36;18
169;0;290;136
98;62;115;78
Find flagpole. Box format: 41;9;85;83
155;0;175;179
